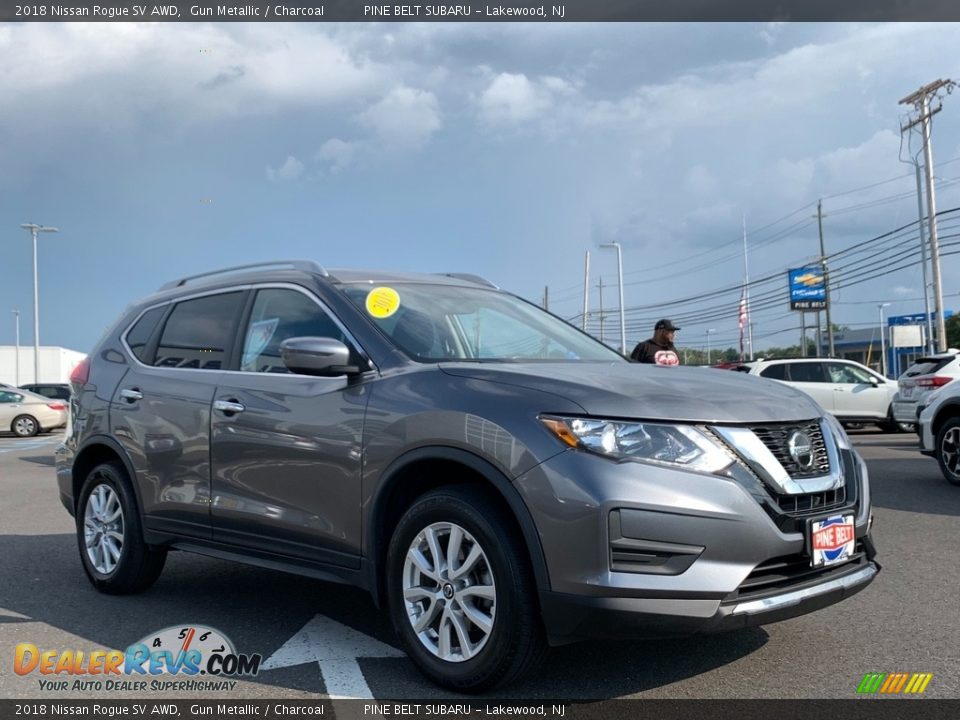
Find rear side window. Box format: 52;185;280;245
786;362;827;383
126;306;167;363
903;357;956;377
759;364;787;380
154;292;244;370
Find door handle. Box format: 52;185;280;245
120;388;143;402
214;399;245;415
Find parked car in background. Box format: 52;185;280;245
55;260;878;691
916;379;960;486
892;351;960;429
732;357;903;431
0;387;68;437
19;383;72;401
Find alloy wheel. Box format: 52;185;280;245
941;426;960;478
83;483;125;575
402;522;496;662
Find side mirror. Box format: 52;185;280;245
869;376;880;386
280;337;361;377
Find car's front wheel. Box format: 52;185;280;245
386;486;545;692
935;417;960;486
76;461;167;593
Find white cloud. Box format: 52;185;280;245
358;86;442;149
316;138;358;173
478;73;554;124
266;155;304;182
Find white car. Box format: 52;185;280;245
917;382;960;486
734;357;903;431
892;351;960;428
0;387;68;437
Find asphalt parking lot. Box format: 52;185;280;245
1;429;958;701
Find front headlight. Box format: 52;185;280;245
540;415;735;474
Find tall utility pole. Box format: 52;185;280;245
600;242;626;355
20;223;59;384
542;286;549;311
800;313;807;357
741;216;754;360
878;303;891;378
597;277;605;344
582;251;590;331
12;310;20;386
817;201;835;357
900;78;956;352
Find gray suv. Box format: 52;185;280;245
56;261;879;691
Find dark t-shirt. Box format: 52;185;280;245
630;338;680;365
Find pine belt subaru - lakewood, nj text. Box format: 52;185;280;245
55;261;879;692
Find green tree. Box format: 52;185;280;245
946;314;960;349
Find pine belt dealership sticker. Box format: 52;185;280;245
366;286;401;318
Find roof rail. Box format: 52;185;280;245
436;272;499;289
158;260;329;291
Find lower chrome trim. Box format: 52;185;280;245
730;564;877;615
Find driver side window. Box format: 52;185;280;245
241;288;348;373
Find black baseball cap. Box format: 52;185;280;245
655;319;680;331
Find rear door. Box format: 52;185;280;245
209;285;369;567
783;362;834;412
111;291;246;540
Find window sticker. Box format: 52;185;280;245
242;318;279;368
365;287;401;319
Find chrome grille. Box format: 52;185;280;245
749;421;830;478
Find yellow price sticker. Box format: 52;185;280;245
365;287;401;319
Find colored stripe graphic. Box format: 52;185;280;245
857;673;886;693
857;672;932;694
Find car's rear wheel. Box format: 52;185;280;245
76;461;167;593
386;486;546;692
11;414;39;437
935;418;960;486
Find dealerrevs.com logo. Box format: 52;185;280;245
15;625;262;692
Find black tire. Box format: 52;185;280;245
76;461;167;593
936;418;960;486
386;486;546;692
11;414;40;437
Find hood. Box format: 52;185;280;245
439;361;822;424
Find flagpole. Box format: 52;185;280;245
742;214;753;360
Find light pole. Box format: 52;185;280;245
11;310;20;386
878;303;891;378
706;328;717;365
599;242;626;356
20;223;59;384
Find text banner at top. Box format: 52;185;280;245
4;0;960;22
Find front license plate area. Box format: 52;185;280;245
808;514;856;568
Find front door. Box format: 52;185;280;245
825;362;891;420
209;286;369;568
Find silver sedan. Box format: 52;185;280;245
0;387;68;437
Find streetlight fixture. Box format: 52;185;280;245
878;303;891;378
706;328;717;365
599;242;626;356
20;223;59;384
11;310;20;386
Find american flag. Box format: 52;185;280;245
738;287;748;360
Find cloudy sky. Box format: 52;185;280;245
2;21;960;358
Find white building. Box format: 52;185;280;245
0;346;87;386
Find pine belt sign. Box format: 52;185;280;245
788;267;827;310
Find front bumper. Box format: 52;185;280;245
540;557;879;640
514;443;876;642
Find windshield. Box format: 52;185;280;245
342;283;626;363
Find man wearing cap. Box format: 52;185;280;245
630;319;681;365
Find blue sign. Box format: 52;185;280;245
788;267;827;310
888;311;953;326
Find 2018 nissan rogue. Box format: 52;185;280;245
56;260;879;691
